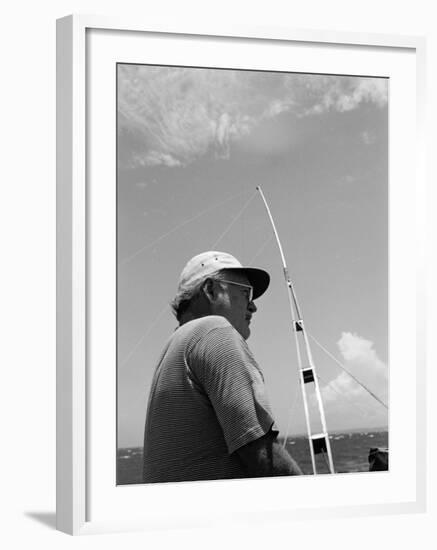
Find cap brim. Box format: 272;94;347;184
225;267;270;300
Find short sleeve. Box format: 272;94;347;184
187;324;278;454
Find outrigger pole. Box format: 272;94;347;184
256;186;335;475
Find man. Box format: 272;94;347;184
143;251;302;483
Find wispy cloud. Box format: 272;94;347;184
118;66;388;168
298;77;388;115
314;332;388;428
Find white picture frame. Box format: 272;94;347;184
56;14;427;535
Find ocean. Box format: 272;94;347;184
117;430;388;484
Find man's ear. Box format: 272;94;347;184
202;278;216;303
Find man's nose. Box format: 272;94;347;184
248;301;257;313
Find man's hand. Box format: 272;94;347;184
235;431;303;477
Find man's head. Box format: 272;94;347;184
171;251;270;339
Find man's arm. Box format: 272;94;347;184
235;430;303;477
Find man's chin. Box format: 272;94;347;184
241;325;251;340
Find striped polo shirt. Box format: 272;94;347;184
143;315;278;483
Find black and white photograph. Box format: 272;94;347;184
2;0;432;544
116;64;389;485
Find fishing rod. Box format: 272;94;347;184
256;186;335;475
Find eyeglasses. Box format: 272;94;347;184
219;279;253;303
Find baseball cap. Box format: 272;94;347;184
177;251;270;300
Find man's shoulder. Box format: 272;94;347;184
174;315;235;345
171;317;246;358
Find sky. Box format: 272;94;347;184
117;64;388;449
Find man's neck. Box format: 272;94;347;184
179;309;211;326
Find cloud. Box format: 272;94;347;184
313;332;388;428
118;66;388;168
297;76;388;115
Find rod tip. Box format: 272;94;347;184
256;186;260;191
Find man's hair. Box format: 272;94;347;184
170;270;227;322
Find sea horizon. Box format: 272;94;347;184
118;425;389;450
117;429;389;484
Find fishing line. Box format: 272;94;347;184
248;234;274;265
119;189;248;267
119;306;170;367
307;331;388;410
120;191;258;366
315;372;372;419
211;190;258;249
